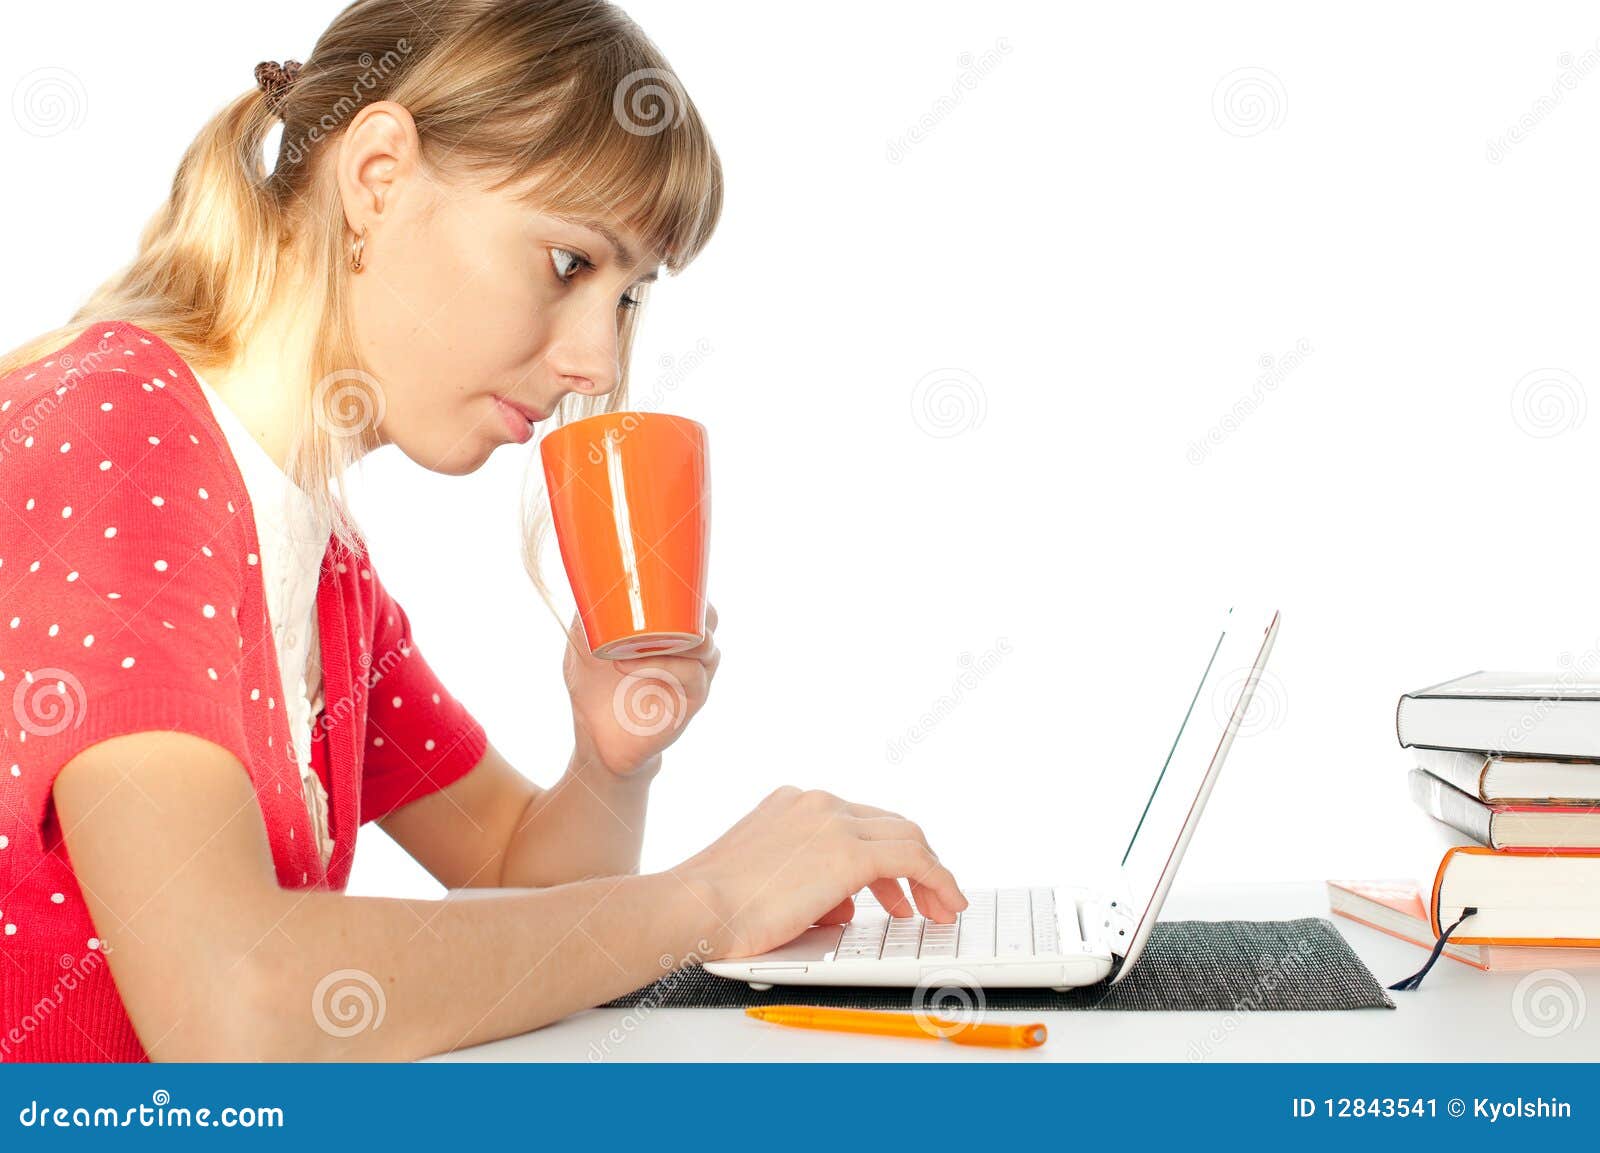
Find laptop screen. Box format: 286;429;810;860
1109;606;1279;980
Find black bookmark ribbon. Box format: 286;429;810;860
1387;906;1479;992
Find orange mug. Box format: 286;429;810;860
539;411;710;659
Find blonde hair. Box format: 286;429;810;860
0;0;721;623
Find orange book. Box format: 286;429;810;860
1327;879;1600;970
1429;847;1600;947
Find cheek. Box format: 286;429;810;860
356;217;544;412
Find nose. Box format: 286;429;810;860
547;307;623;399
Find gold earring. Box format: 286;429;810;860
350;225;367;273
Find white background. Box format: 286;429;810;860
5;2;1598;902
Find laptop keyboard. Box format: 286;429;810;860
834;888;1065;961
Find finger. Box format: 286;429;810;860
843;802;904;821
610;657;708;694
705;602;719;631
852;818;962;915
616;639;717;673
865;840;966;918
868;877;914;918
814;895;855;925
909;878;954;924
854;816;934;854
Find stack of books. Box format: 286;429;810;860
1330;671;1600;970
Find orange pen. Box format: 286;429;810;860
745;1006;1047;1049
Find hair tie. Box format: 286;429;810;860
254;59;303;117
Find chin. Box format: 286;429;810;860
390;432;494;477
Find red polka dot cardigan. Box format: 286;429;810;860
0;320;489;1061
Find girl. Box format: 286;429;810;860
0;0;965;1062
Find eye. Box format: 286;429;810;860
550;247;586;282
550;247;644;312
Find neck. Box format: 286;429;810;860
200;269;378;479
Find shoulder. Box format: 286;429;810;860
0;320;258;593
1;319;244;497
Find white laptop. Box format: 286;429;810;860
704;606;1280;992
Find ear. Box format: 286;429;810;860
334;99;424;235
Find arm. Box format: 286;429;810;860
56;730;715;1061
57;732;967;1061
377;733;654;888
379;607;719;889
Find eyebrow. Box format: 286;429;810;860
557;215;660;283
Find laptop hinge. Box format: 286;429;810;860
1100;879;1140;959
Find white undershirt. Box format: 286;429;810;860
192;371;335;870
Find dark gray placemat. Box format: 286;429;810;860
601;918;1394;1011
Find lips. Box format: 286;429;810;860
496;395;548;424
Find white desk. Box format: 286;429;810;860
429;881;1599;1062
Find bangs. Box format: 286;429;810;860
476;46;723;277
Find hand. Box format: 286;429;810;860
563;603;721;777
673;786;969;960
